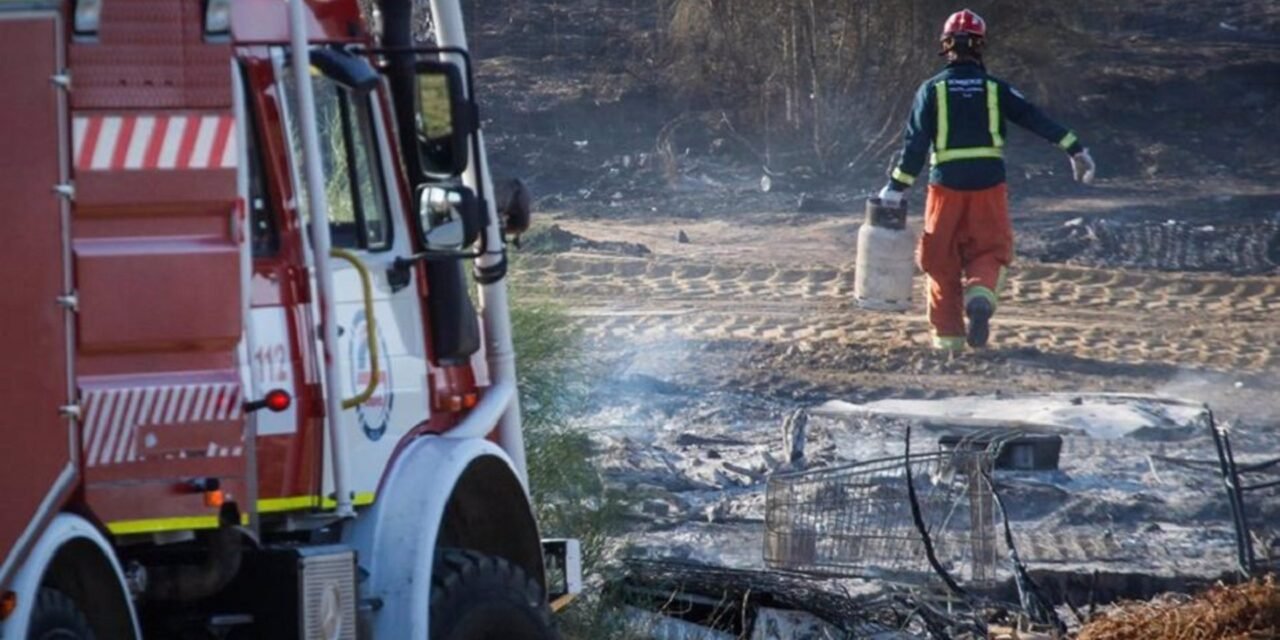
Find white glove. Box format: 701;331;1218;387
1070;149;1096;185
877;185;904;206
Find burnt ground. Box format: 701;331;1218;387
462;0;1280;625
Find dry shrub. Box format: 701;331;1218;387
1077;575;1280;640
650;0;1096;176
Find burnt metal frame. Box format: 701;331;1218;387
1208;405;1280;576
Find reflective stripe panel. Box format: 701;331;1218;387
1058;132;1079;150
932;147;1004;163
986;80;1003;148
933;78;1006;165
934;81;950;152
322;492;376;509
109;493;380;535
933;335;966;351
108;512;250;536
258;492;376;513
965;284;999;310
996;265;1009;295
892;168;916;186
258;496;321;513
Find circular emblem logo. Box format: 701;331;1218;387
348;309;393;441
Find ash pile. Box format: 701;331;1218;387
616;393;1279;639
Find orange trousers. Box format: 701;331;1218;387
917;183;1013;343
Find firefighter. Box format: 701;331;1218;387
878;9;1095;351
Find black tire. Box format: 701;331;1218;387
27;588;95;640
430;550;558;640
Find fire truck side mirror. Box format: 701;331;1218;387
413;60;473;178
418;184;482;251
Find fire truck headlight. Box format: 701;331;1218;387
73;0;103;36
204;0;232;37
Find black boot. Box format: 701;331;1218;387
966;297;993;348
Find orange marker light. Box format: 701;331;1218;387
204;489;225;508
462;393;478;409
1;591;16;621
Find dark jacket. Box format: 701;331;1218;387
889;61;1084;192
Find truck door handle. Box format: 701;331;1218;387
329;249;381;410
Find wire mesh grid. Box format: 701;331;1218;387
764;444;1004;586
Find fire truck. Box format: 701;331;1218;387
0;0;579;637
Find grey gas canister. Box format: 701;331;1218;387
854;198;915;311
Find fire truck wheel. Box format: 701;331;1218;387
430;549;558;640
27;587;95;640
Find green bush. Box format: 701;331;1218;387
509;280;639;637
510;295;626;575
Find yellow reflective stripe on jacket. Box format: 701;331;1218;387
1058;132;1079;150
934;81;949;152
933;79;1005;165
891;168;916;186
932;147;1004;163
986;80;1004;148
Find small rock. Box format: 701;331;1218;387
706;450;722;460
722;462;764;483
796;193;842;213
677;229;690;244
760;175;773;193
1064;217;1085;227
641;500;671;517
704;502;728;523
1070;396;1084;406
1144;522;1164;533
1234;381;1245;389
762;451;782;471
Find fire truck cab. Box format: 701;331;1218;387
0;0;576;638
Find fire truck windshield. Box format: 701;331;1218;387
280;64;392;252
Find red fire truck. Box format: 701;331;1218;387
0;0;578;637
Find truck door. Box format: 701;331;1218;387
0;9;74;588
275;52;431;504
68;2;245;535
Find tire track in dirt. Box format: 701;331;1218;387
518;254;1280;321
565;307;1278;373
516;253;1280;374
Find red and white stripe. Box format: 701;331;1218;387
80;382;243;468
73;114;237;172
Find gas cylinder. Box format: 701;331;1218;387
854;197;915;311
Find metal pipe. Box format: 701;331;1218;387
440;378;514;441
231;61;262;534
145;524;242;602
288;0;355;517
429;0;528;488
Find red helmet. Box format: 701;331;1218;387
941;9;987;39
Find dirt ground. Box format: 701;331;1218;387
511;208;1280;579
469;0;1280;622
517;211;1280;403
